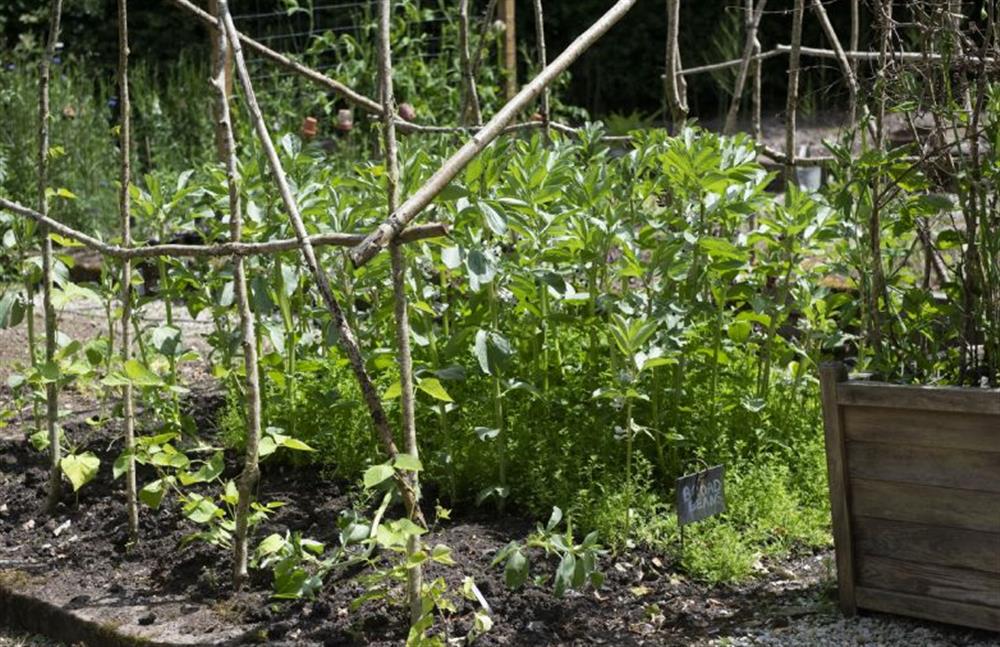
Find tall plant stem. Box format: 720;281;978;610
850;0;859;125
211;3;262;588
532;0;550;141
723;0;768;135
218;0;424;527
488;281;506;512
378;0;423;624
784;0;805;183
40;0;63;515
623;396;634;543
114;0;140;539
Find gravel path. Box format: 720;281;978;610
708;613;1000;646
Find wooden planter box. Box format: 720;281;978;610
819;363;1000;632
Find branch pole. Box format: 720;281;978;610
532;0;551;141
750;0;763;142
458;0;482;126
665;0;688;128
0;198;447;260
350;0;639;268
501;0;517;100
784;0;805;183
218;0;424;525
723;0;768;135
116;0;140;540
211;3;262;588
811;0;859;125
850;1;859;114
377;0;422;623
40;0;63;515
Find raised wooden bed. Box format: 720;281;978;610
819;363;1000;632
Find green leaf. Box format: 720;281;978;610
363;463;395;489
479;201;507;236
256;533;286;558
417;377;453;402
383;381;401;400
553;552;576;597
393;453;423;472
279;437;314;452
113;451;132;480
504;549;529;589
60;452;100;492
124;359;163;387
140;478;167;509
37;361;60;383
184;495;221;524
474;329;512;376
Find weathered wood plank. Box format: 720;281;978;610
819;362;856;615
856;586;1000;632
851;478;1000;533
837;381;1000;415
854;517;1000;574
857;555;1000;608
842;406;1000;453
847;441;1000;492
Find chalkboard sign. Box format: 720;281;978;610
676;465;726;526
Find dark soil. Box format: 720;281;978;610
0;389;838;646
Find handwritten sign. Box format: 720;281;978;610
676;465;726;526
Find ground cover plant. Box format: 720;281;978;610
0;0;998;645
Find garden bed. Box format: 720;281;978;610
820;363;1000;632
0;391;836;647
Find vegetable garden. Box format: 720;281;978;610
0;0;998;644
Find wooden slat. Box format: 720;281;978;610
837;381;1000;415
842;406;1000;453
819;362;856;615
847;441;1000;492
856;586;1000;632
857;555;1000;608
851;479;1000;533
854;517;1000;574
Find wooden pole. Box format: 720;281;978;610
458;0;483;125
218;0;425;526
723;0;768;135
210;1;262;588
39;0;63;515
207;0;234;159
665;0;688;129
811;0;858;126
501;0;517;100
784;0;805;183
377;0;424;623
750;0;763;142
350;0;639;268
117;0;140;540
532;0;551;141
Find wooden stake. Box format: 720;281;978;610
532;0;551;141
501;0;517;100
665;0;688;129
39;0;63;515
811;0;858;127
458;0;482;126
784;0;805;183
350;0;639;268
210;2;262;588
218;0;425;526
117;0;140;540
378;0;423;623
723;0;768;135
